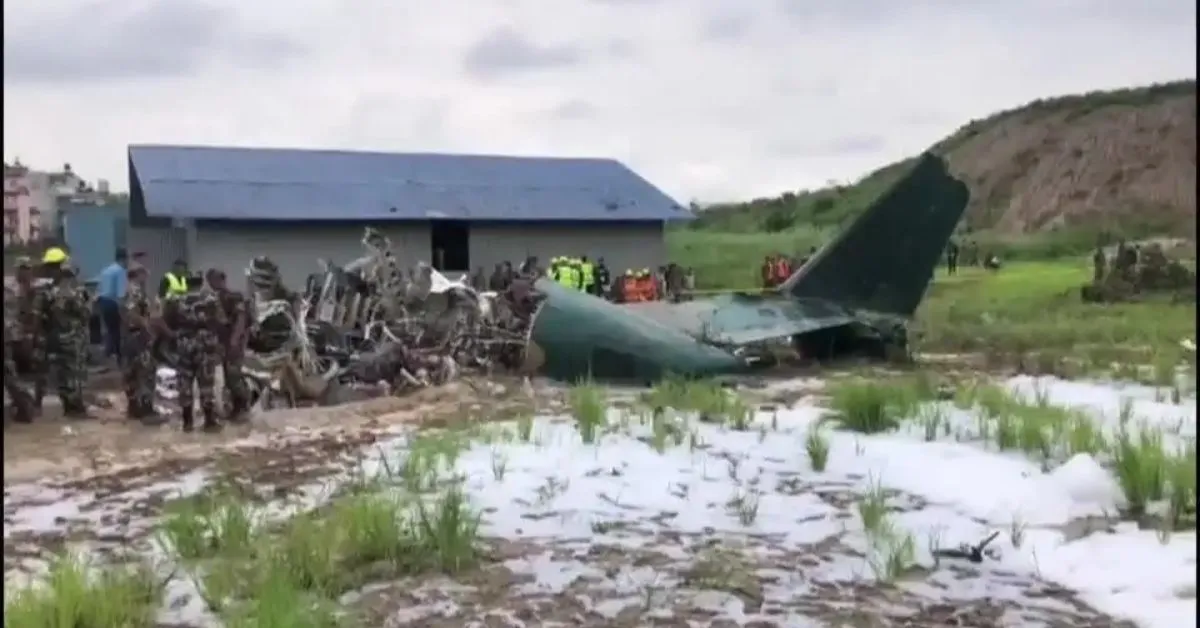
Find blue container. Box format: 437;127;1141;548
61;203;126;282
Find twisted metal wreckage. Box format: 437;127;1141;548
155;228;546;411
154;152;972;412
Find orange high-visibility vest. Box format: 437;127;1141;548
622;277;639;302
774;259;792;282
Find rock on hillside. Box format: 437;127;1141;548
942;81;1196;236
693;81;1196;237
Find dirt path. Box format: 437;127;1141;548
3;377;553;485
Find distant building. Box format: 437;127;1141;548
125;144;693;287
4;160;88;244
4;162;39;244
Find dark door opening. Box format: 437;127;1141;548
429;220;470;273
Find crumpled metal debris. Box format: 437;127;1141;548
155;228;545;413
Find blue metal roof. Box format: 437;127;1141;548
127;145;692;222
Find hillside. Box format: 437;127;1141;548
692;80;1197;239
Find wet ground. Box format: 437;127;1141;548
3;372;1195;627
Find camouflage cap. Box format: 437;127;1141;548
127;261;146;274
14;256;32;268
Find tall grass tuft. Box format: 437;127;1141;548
4;553;163;628
568;381;608;443
824;380;914;433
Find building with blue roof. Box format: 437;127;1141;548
126;144;692;287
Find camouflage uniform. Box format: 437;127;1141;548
164;288;225;431
215;288;251;418
4;300;34;422
12;269;46;411
120;282;157;418
40;269;91;416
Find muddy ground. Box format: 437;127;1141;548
2;363;1172;627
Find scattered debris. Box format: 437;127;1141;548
155;228;545;413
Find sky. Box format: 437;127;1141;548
3;0;1196;204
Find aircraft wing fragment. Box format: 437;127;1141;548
699;295;857;346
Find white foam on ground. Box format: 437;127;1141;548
4;376;1195;627
437;376;1196;627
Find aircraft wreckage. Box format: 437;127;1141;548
156;153;969;410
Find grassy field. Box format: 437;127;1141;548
669;230;1197;370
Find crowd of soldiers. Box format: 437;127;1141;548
945;240;1002;275
465;256;698;304
4;247;251;433
1091;240;1190;291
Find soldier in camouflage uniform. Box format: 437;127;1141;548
4;294;35;423
206;269;251;421
162;276;226;432
11;257;46;417
39;261;92;418
121;263;165;424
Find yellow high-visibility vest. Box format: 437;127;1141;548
580;262;595;288
164;272;188;295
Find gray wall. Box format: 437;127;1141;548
468;223;665;276
190;221;666;290
192;224;430;290
127;224;188;290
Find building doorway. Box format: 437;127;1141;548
429;220;470;273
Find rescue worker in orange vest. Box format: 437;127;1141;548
619;270;636;303
773;255;792;286
640;269;656;301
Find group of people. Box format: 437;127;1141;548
761;248;816;290
466;255;697;304
944;240;1001;275
471;257;545;294
1091;239;1184;289
4;247;251;433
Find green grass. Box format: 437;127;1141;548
822;378;935;434
6;428;488;628
567;381;609;443
804;427;831;471
3;553;163;628
669;226;1196;365
666;229;830;291
913;261;1194;363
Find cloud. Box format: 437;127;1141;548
549;99;598;121
771;135;887;159
463;27;585;79
3;0;1195;203
701;12;754;42
3;0;302;83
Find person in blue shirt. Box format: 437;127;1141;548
96;248;129;361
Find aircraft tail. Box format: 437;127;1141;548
780;153;969;318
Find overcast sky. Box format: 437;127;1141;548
3;0;1196;203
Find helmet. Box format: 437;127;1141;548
42;247;68;264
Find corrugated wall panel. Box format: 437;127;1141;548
192;223;431;289
187;221;665;289
127;225;188;288
61;205;121;281
469;223;665;275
